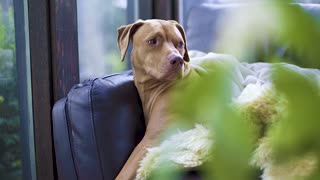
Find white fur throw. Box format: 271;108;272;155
135;124;212;180
135;51;320;180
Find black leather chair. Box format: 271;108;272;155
52;71;146;180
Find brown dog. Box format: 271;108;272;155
116;19;202;180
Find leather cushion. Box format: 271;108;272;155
53;70;145;180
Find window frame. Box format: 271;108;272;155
13;0;80;179
26;0;55;179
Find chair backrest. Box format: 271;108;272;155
52;71;145;180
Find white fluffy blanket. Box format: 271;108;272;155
136;124;212;180
135;51;320;180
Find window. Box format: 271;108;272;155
0;0;35;180
295;0;320;2
77;0;133;81
180;0;320;65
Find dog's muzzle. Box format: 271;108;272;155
168;54;184;66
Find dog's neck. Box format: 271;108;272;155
132;62;191;122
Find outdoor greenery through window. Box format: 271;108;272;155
0;0;21;179
78;0;129;81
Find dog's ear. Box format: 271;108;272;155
168;20;190;62
117;20;144;61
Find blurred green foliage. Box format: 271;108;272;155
0;3;22;180
105;53;126;73
101;3;128;74
102;6;128;74
154;0;320;179
78;3;127;80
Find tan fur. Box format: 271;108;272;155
116;19;201;180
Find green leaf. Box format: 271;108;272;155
270;65;320;162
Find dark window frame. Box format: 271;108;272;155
13;0;80;179
13;0;55;179
27;0;55;179
50;0;79;101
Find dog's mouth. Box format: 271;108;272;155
163;63;184;80
149;59;185;81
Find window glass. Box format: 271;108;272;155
0;0;34;179
295;0;320;2
185;0;320;3
78;0;130;81
0;1;22;179
181;0;320;65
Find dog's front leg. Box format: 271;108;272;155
116;95;172;180
116;120;169;179
116;132;158;180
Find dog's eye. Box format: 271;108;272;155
177;41;184;49
147;38;158;46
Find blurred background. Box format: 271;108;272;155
0;0;25;179
0;0;319;179
77;0;128;80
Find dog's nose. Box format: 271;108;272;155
168;55;183;65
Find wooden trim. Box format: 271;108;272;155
138;0;153;20
153;0;172;20
174;0;180;21
50;0;79;102
152;0;180;21
28;0;54;179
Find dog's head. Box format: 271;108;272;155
117;19;190;81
